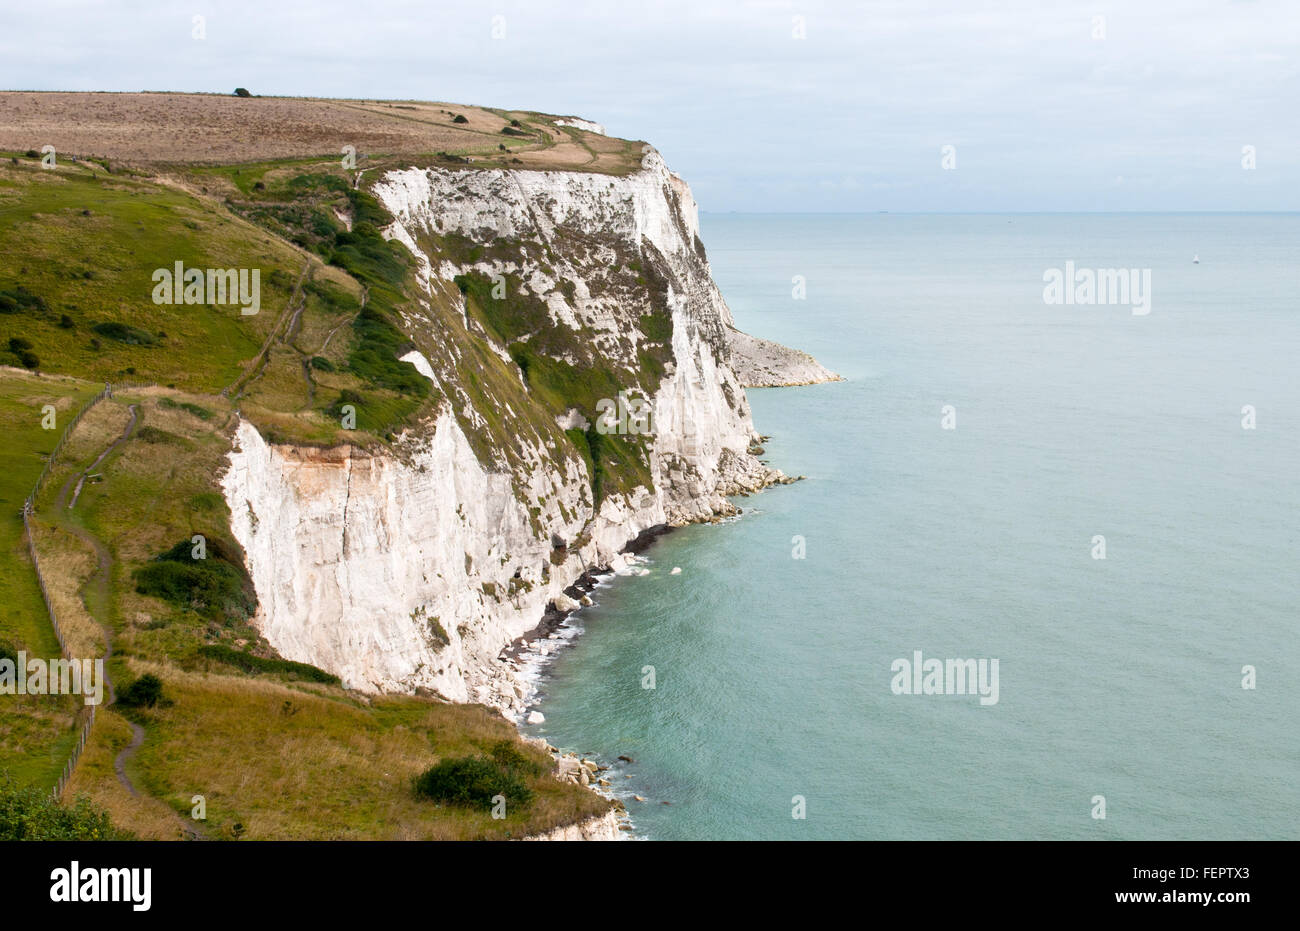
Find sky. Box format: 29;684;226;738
2;0;1297;212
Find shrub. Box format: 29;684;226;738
92;321;157;346
196;644;339;684
8;337;32;352
117;673;163;708
451;114;468;124
135;425;185;445
234;87;251;98
308;355;335;372
413;748;536;811
18;351;38;370
158;398;213;420
58;314;74;329
0;640;17;666
488;740;547;779
346;307;428;395
639;311;673;343
0;772;128;840
132;538;256;621
0;286;46;315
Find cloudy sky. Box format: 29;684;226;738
3;0;1297;211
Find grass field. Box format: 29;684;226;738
98;665;608;840
0;92;644;175
0;369;100;787
0;158;302;392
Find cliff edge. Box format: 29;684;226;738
221;148;835;713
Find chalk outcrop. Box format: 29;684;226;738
220;149;833;719
523;810;624;841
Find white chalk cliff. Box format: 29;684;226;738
221;149;835;715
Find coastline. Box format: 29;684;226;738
508;523;680;839
508;500;759;840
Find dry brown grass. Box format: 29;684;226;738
28;523;104;660
0;92;641;174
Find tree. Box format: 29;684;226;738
234;88;251;98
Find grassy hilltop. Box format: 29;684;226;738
0;91;654;839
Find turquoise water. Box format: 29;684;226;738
525;214;1300;839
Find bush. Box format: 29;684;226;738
196;644;339;684
0;772;128;840
134;425;185;445
346;307;428;395
92;321;157;346
0;640;17;666
133;539;256;621
488;740;547;779
158;397;213;420
117;674;163;708
413;748;536;811
308;355;335;372
17;350;38;370
58;314;74;329
234;87;251;98
0;286;46;314
451;114;468;124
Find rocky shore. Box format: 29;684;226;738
504;461;805;839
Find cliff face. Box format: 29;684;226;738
221;151;832;713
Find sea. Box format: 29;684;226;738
523;213;1300;840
